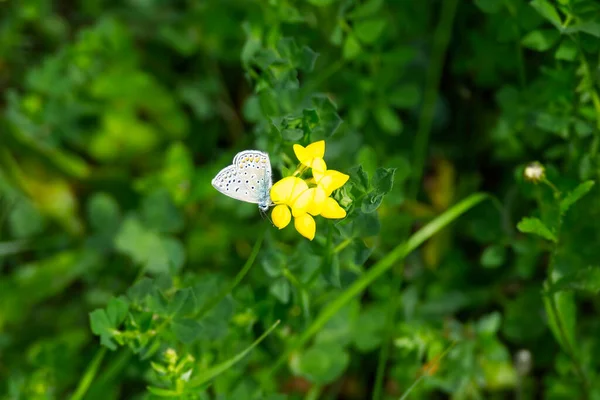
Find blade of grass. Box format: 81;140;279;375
194;229;265;319
69;347;107;400
265;193;489;376
186;319;280;389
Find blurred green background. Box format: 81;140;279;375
2;0;600;399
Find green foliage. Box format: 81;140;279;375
2;0;600;399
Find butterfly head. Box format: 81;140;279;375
258;202;270;212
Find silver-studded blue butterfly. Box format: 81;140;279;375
211;150;273;212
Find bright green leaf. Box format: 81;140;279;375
106;296;129;327
517;217;557;242
521;29;560;51
298;344;349;384
343;34;362;60
372;167;396;195
481;245;506;268
555;39;577;61
529;0;562;29
373;106;403;135
171;319;204;344
354;19;387;44
560;180;594;215
543;284;577;355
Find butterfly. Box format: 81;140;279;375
211;150;273;212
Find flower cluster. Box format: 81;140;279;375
270;140;349;240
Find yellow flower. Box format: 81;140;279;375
270;140;350;240
293;140;326;171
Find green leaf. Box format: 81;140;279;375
298;344;350;385
171;319;204;344
311;95;342;137
353;211;380;236
521;29;560;51
372;167;396;195
566;21;600;38
343;34;362;60
516;217;557;242
559;180;594;215
127;277;155;304
270;278;290;304
543;283;577;355
349;165;370;193
106;296;129;327
299;46;319;72
373;106;403;135
475;0;503;13
87;192;121;233
354;19;387;44
476;311;502;335
352;239;372;266
89;310;117;350
348;0;384;19
361;193;383;213
480;245;506;268
555;39;577;61
546;267;600;294
168;288;197;317
529;0;562;29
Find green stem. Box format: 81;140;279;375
333;238;352;254
372;0;460;398
69;348;107;400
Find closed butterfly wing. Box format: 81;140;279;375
212;150;273;209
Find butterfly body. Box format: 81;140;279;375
212;150;273;212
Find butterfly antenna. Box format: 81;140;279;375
261;209;275;226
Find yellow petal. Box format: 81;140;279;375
305;140;325;159
271;177;308;205
291;188;312;217
316;169;350;196
294;213;316;240
320;197;347;219
293;140;326;168
307;186;327;216
271;205;291;229
293;144;310;165
289;177;309;203
310;157;327;173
